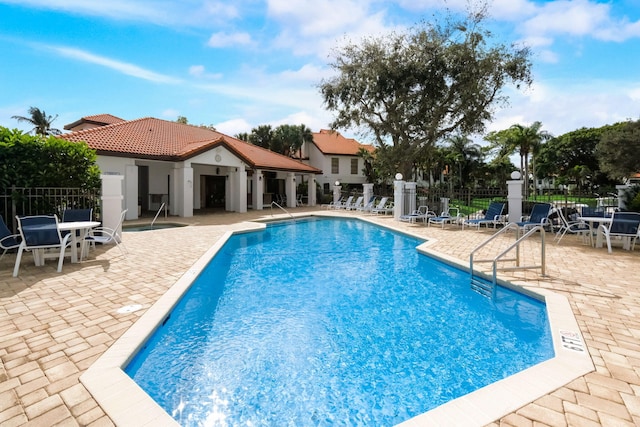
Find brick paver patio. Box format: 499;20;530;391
1;208;639;426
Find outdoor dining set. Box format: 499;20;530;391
0;208;127;277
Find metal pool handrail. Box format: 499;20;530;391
150;202;166;229
470;223;546;296
270;201;294;221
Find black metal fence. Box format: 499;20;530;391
1;187;101;232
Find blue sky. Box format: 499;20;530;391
1;0;639;143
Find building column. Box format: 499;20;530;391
307;174;316;206
124;164;138;220
253;170;264;210
333;182;342;204
363;183;374;207
101;174;124;238
237;167;247;213
174;165;194;217
286;172;296;208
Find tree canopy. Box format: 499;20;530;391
597;119;640;181
11;107;61;136
0;127;101;189
319;8;532;180
237;124;312;158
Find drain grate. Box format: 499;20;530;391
117;304;143;314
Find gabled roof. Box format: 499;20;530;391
60;117;321;173
311;129;375;156
63;114;125;130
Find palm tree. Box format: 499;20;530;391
507;122;551;198
12;107;61;136
443;134;483;188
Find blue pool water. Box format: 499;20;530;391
125;217;553;426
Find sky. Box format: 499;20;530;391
1;0;639;144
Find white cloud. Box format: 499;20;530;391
161;109;180;119
46;44;182;84
2;0;241;28
189;65;223;79
214;118;253;136
207;31;253;48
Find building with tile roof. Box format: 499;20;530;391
303;129;375;194
60;116;322;218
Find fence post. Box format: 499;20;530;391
393;174;405;220
507;172;524;223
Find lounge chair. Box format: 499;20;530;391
334;195;354;210
399;206;435;224
554;207;592;245
597;211;640;253
357;196;376;213
324;196;344;209
371;197;393;215
428;207;462;228
513;203;552;232
83;209;128;258
13;215;73;277
346;196;364;211
461;202;505;230
0;215;21;260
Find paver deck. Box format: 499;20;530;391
1;208;639;426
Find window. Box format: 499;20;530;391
331;158;339;174
351;158;358;174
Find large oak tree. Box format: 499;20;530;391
319;9;532;181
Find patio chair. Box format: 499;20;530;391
61;208;93;237
0;214;21;260
598;211;640;254
334;195;354;210
554;207;592;245
428;207;462;228
324;196;344;209
370;197;393;215
399;206;435;224
346;196;364;211
356;196;376;213
513;203;552;232
83;209;128;258
13;215;72;277
461;202;505;230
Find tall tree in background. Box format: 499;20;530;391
442;134;483;188
507;121;550;197
597;119;640;181
319;6;532;181
11;107;61;136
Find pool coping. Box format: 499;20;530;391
80;214;594;427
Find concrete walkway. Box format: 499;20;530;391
1;208;639;426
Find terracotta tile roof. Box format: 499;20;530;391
60;117;321;173
312;129;375;155
63;114;125;130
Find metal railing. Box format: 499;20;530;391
270;201;295;221
469;223;547;297
1;186;100;232
150;203;166;228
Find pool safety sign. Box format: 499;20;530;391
560;330;585;352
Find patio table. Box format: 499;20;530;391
58;221;101;262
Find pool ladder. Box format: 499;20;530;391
270;201;295;221
150;202;166;229
469;223;547;298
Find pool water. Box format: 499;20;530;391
125;217;553;426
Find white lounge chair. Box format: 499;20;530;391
334;195;354;210
513;203;552;232
346;196;364;211
371;197;393;215
357;196;376;213
399;206;435;224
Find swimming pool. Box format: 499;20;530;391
124;217;554;426
123;222;186;232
